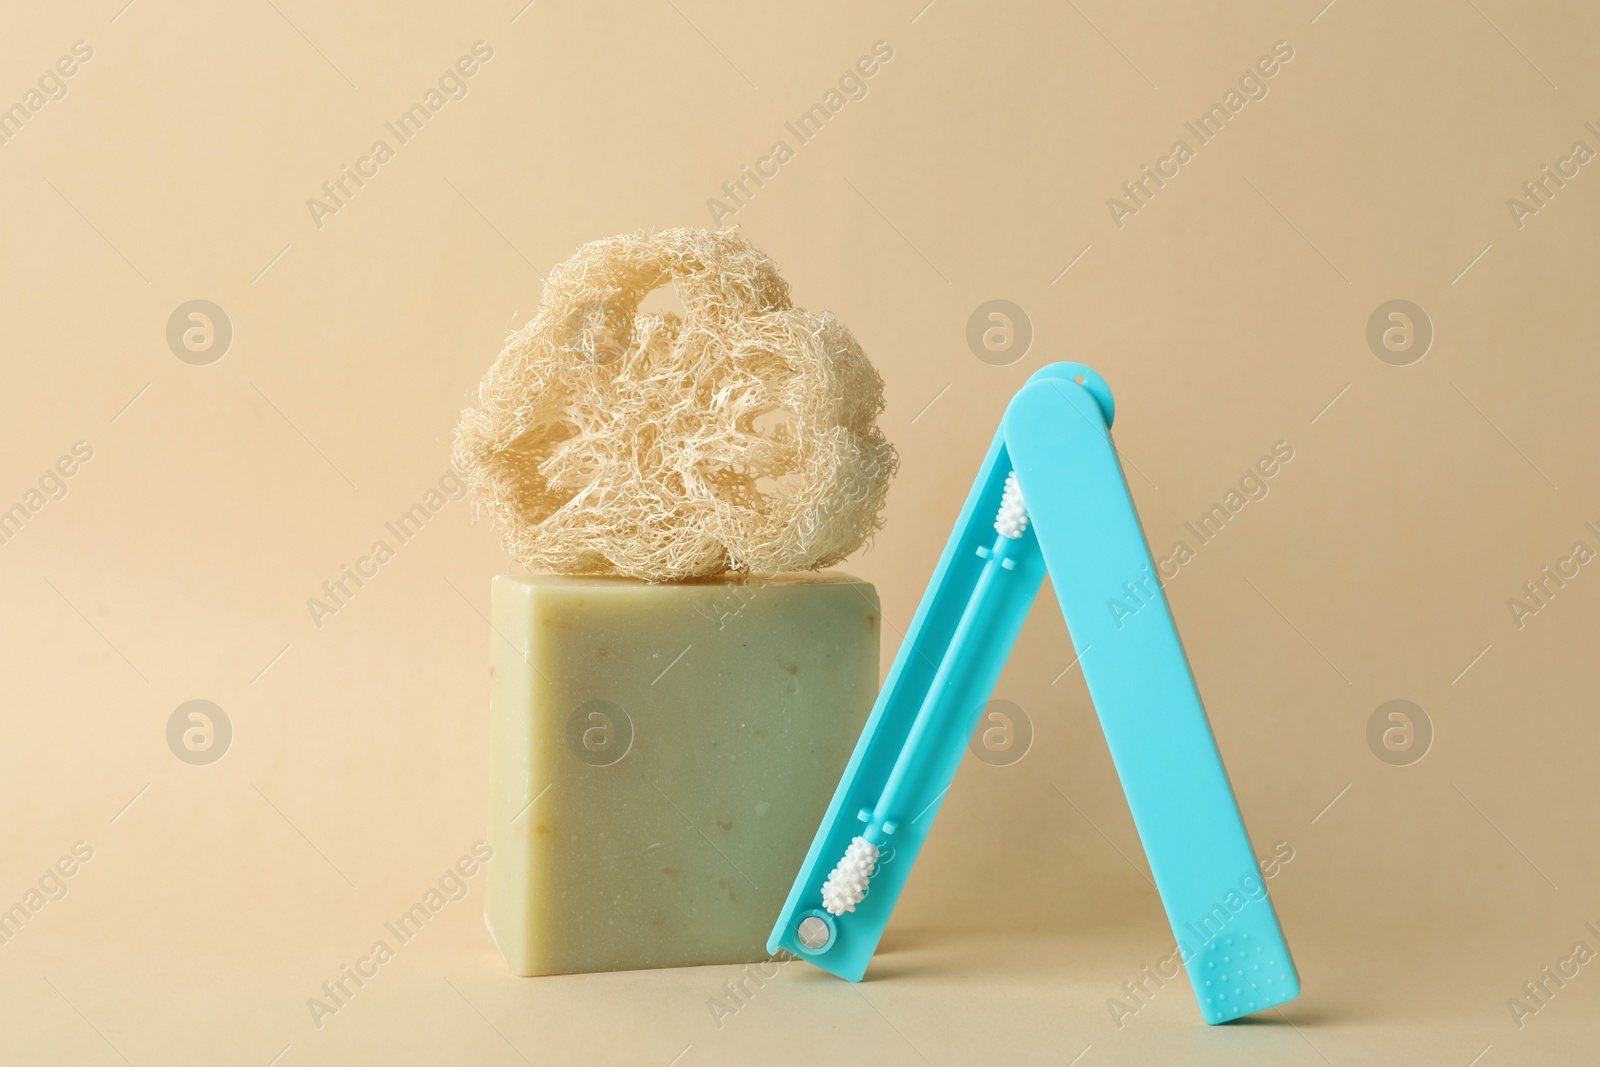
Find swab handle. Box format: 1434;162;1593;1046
871;531;1030;832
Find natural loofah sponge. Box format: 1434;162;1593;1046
453;228;897;581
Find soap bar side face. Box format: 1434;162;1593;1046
486;574;879;976
485;576;558;974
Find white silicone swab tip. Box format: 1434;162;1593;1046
994;471;1030;539
820;835;879;915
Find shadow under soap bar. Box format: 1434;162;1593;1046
486;572;879;976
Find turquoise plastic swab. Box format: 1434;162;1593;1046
768;362;1299;1025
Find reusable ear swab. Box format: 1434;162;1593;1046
769;362;1299;1025
818;472;1034;917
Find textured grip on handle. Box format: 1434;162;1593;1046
1191;932;1299;1024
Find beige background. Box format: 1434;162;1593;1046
2;0;1597;1064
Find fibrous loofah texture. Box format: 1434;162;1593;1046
453;228;897;581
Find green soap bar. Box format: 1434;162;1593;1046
485;572;879;976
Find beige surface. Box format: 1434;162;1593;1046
1;1;1597;1064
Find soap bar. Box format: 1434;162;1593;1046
485;571;879;976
